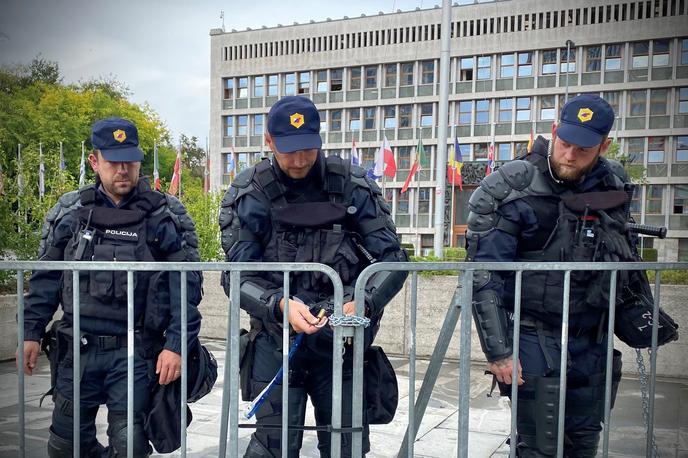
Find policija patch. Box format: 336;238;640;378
104;229;139;242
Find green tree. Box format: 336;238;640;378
179;134;207;179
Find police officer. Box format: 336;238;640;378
17;117;203;457
219;96;408;457
466;95;676;457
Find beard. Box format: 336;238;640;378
548;139;601;184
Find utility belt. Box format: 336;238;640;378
519;316;598;339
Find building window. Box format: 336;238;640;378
254;76;264;97
517;52;532;76
268;75;278;96
541;50;557;74
650;89;668;115
421;60;434;84
475;100;490;124
604;91;621;116
365;66;378;89
497;143;511;161
605;44;622;70
629;185;641;214
319;110;327;132
516;97;531;121
515;141;528;157
474;143;488;160
253;114;264;135
397;189;409;214
363;107;376;130
418;188;431;214
223;116;233;137
224;78;234;99
499;98;513;122
349;67;361;90
677;136;688;162
560;47;576;73
674;185;688;214
330;69;343;91
539;95;556;120
284;73;296;96
477;56;491;79
238;77;248;98
384;64;397;87
628;90;646;117
384;106;396;128
458;101;472;125
652;39;670;67
400;62;414;86
627;137;645;164
420;103;433;127
682;38;688;65
297;72;310;94
500;53;515;78
399;104;412;128
679;87;688;114
348;108;360;131
646;185;664;214
316;71;327;93
398;146;412;169
648;137;666;163
331;110;342;131
631;41;649;68
459;57;474;81
237;115;248;136
585;46;601;72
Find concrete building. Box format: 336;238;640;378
209;0;688;260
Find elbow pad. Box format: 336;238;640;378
238;281;280;323
472;289;512;362
365;268;408;318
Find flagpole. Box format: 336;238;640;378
415;171;420;256
179;140;183;201
450;167;455;247
38;142;44;201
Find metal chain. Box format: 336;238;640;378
328;314;370;328
635;348;660;458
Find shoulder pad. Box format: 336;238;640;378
496;160;534;191
231;167;256;189
220;186;239;209
57;190;80;209
350;164;367;178
605;158;629;183
364;176;382;195
468;187;498;215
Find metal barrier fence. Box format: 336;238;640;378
2;260;685;457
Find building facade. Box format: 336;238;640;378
209;0;688;260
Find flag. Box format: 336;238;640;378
59;141;66;170
447;137;463;191
168;147;181;196
350;140;360;166
370;135;396;179
203;150;210;193
527;129;534;153
153;142;161;191
486;142;495;176
227;147;236;179
38;142;45;199
79;141;86;187
401;138;425;193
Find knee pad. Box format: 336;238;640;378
107;412;151;457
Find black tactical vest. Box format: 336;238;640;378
61;182;165;323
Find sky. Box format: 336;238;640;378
0;0;480;144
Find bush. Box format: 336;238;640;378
409;247;467;276
646;269;688;285
641;248;658;262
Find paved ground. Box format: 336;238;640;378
1;339;686;457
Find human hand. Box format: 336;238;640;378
342;301;356;316
487;356;524;386
156;349;182;385
16;341;41;376
279;298;326;334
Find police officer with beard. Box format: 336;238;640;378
466;95;677;457
17;118;203;457
219;96;408;457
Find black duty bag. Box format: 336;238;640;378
364;346;398;424
145;381;193;453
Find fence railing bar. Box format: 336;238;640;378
281;273;290;458
647;270;662;457
602;270;618;456
72;269;81;457
556;271;572;458
331;274;345;458
509;270;523;458
17;270;25;458
457;270;474;458
127;270;135;457
408;272;418;458
228;270;241;458
181;271;188;457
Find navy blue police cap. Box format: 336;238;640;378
91;117;145;162
556;94;615;148
267;96;322;153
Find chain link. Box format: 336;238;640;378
328;314;370;328
635;348;660;458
